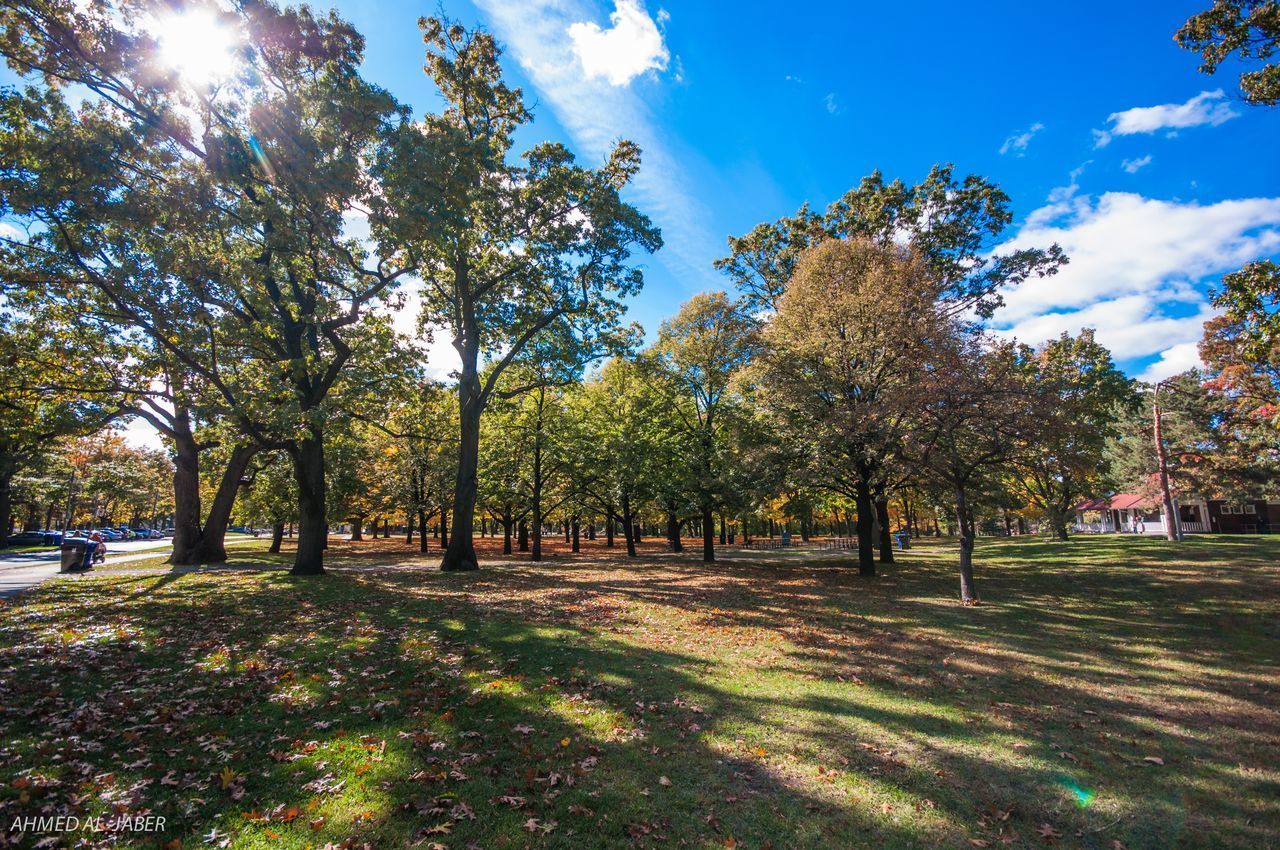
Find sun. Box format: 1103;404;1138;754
155;8;242;86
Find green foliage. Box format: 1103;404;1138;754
1010;330;1137;535
716;165;1066;316
1177;1;1280;105
651;294;760;524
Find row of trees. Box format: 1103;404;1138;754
4;431;172;534
1;1;1275;603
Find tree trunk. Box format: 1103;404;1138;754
666;510;683;552
167;412;202;563
854;480;876;576
189;444;255;564
441;509;449;547
1153;390;1182;541
350;519;364;542
502;506;513;555
291;429;327;575
405;512;414;544
571;515;580;552
875;497;895;564
955;485;978;603
442;374;482;570
605;507;615;547
518;519;529;552
169;441;255;567
531;440;543;562
1048;507;1070;541
269;521;285;553
701;504;715;562
0;460;15;546
621;496;636;557
418;508;429;553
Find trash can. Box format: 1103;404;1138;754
60;538;92;573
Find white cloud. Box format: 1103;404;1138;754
1000;122;1045;156
824;92;841;115
1121;154;1153;174
473;0;721;293
1139;341;1203;382
567;0;669;86
991;189;1280;369
0;221;26;243
1093;90;1238;148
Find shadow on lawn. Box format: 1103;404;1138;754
1;534;1277;849
0;571;954;849
386;535;1280;849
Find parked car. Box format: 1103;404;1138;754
4;531;48;547
97;529;121;541
42;531;63;546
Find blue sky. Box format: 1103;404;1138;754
327;0;1279;382
5;0;1277;390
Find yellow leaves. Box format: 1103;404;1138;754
559;736;571;747
218;767;238;789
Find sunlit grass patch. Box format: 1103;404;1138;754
0;535;1277;848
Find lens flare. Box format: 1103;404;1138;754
156;9;241;85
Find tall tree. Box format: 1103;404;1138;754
914;334;1034;604
1;1;416;574
757;239;944;575
1200;260;1280;441
381;18;660;571
1177;1;1280;106
1010;330;1136;540
652;294;760;562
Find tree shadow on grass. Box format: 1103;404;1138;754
1;534;1276;849
0;571;969;850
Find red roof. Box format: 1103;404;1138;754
1075;493;1158;511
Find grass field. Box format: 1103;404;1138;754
0;534;1276;849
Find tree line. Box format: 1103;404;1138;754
0;1;1275;603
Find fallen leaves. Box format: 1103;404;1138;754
1037;822;1062;841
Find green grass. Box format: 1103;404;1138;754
0;535;1277;849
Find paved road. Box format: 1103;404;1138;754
0;536;256;598
0;537;175;570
